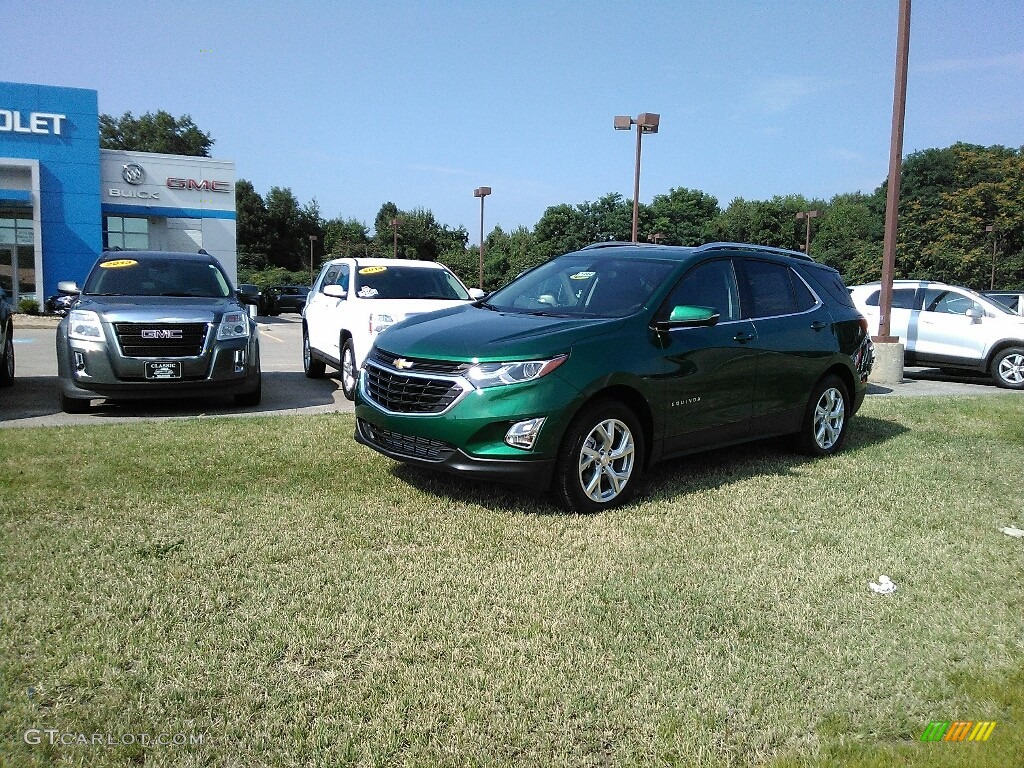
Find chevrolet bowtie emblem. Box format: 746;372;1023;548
394;358;414;370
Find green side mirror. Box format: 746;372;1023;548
669;305;717;323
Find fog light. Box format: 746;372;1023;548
505;417;546;450
234;349;246;373
73;351;85;371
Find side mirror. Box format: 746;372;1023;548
57;280;80;295
468;288;486;300
323;284;347;299
236;283;260;305
654;305;720;332
965;307;983;323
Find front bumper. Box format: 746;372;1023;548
353;361;582;491
57;330;260;401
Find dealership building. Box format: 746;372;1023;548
0;81;236;305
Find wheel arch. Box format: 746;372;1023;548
572;384;655;469
987;339;1024;372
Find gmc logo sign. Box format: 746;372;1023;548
141;329;183;339
166;178;231;193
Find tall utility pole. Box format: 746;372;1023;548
390;218;399;259
876;0;911;344
473;187;491;290
614;113;660;243
987;224;998;290
796;210;821;255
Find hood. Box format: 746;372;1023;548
374;303;626;361
70;295;244;324
364;297;471;320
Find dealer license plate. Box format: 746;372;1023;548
145;361;182;380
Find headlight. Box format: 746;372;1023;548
217;311;250;340
466;354;568;389
68;310;103;342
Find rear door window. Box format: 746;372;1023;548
738;259;818;319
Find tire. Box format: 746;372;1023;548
235;379;262;407
340;338;357;401
552;400;645;513
0;326;13;387
991;347;1024;390
797;375;850;457
303;329;325;378
59;389;91;414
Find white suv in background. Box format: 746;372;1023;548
303;257;483;399
850;280;1024;389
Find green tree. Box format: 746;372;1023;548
648;187;720;245
235;179;270;270
323;217;371;257
99;111;213;156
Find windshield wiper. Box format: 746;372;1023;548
475;300;499;311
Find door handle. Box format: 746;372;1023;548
810;321;827;332
733;331;755;344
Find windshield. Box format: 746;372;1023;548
83;257;232;298
485;255;677;317
352;265;469;300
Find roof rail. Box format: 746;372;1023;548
580;241;663;250
697;241;815;262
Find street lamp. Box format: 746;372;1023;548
987;224;998;290
795;210;821;255
473;186;491;290
308;235;318;285
389;218;399;259
614;112;660;243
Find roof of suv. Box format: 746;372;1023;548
579;241;815;262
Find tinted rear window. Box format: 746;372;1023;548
801;264;856;309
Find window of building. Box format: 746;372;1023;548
104;216;149;250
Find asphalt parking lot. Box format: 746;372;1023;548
0;314;1018;428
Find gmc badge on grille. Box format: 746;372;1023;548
141;329;183;339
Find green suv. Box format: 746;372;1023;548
354;242;874;512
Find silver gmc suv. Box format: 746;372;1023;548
56;250;262;412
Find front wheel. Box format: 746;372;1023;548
59;389;91;414
992;347;1024;390
797;375;850;457
0;327;13;386
553;400;645;513
303;329;325;378
340;338;357;401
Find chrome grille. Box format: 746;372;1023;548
363;362;463;414
369;347;472;375
114;322;208;358
358;419;454;461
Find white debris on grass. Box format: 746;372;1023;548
869;575;897;595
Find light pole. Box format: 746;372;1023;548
308;235;317;285
389;218;399;259
796;210;821;255
614;113;660;243
987;224;998;290
473;186;491;290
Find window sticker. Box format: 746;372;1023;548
99;259;139;269
359;266;388;275
357;286;379;298
570;271;596;280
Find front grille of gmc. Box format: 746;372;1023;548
113;322;209;358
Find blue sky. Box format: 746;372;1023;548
5;0;1022;241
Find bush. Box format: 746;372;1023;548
17;297;40;315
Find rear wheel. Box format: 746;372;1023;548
303;329;325;378
340;338;357;401
0;326;13;386
797;375;849;456
992;347;1024;390
553;400;644;513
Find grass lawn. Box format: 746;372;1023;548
1;396;1022;767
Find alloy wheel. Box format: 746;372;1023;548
813;387;846;451
577;418;636;503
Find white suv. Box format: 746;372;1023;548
303;257;483;399
850;280;1024;389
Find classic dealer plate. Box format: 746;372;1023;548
145;361;182;380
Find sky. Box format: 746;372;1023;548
4;0;1023;241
